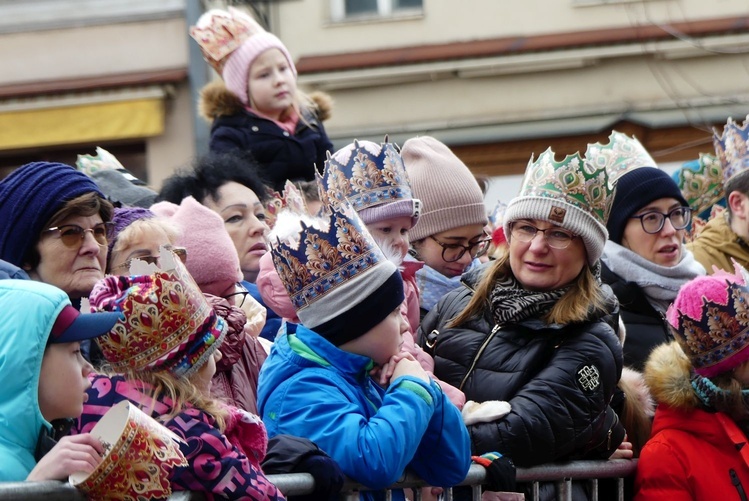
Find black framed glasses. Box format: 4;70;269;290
223;287;250;307
509;222;578;250
428;234;491;263
43;222;115;248
111;246;187;273
630;207;691;234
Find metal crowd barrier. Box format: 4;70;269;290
0;459;637;500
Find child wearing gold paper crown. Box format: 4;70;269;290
257;197;471;501
74;248;285;500
190;8;333;192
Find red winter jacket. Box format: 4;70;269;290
635;342;749;500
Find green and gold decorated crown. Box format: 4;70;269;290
518;148;614;226
585;131;656;184
714;115;749;183
674;153;724;217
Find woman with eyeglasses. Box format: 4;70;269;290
0;162;114;304
601;167;705;373
421;150;628;498
400;137;489;320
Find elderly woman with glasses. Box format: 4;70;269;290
0;162;114;304
601;166;705;373
420;149;627;494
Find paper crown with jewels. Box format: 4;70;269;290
265;180;312;228
585;131;656;184
674;153;725;218
667;264;749;378
189;7;259;74
714;115;749;183
269;193;404;346
319;139;421;225
503;148;614;265
88;247;226;377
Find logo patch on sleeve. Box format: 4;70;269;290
576;363;601;394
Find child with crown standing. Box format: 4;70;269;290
256;198;471;500
190;8;333;192
635;265;749;499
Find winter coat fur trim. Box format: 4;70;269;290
644;341;700;409
199;80;332;123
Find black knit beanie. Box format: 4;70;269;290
606;167;689;244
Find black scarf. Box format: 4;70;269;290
490;273;570;326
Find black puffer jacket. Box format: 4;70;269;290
199;82;333;192
420;263;624;468
601;263;672;372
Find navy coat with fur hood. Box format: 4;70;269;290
420;263;624;468
199;81;333;192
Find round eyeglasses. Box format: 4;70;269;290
43;222;115;248
509;222;577;249
428;234;491;263
110;246;187;274
630;207;691;234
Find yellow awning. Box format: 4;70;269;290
0;98;164;150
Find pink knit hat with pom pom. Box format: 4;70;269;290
150;197;242;297
667;263;749;377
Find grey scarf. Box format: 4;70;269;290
601;240;705;312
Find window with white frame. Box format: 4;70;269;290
330;0;422;22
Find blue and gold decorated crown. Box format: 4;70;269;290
714;115;749;183
674;153;724;218
269;190;403;345
319;139;419;217
585;131;656;184
503;148;615;265
265;180;312;228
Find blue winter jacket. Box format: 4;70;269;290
257;325;471;501
0;281;69;480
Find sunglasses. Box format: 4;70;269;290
43;222;115;248
111;246;188;273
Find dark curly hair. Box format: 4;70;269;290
158;151;270;205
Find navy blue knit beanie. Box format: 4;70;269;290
606;167;689;244
0;162;103;267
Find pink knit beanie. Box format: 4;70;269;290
256;252;299;322
667;265;749;378
401;136;487;242
150;197;242;297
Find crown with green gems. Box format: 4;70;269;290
714;115;749;183
318;139;417;213
585;131;656;184
519;148;614;225
675;153;724;217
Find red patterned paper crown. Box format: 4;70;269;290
265;180;311;229
89;248;226;377
667;264;749;378
189;7;262;73
714;115;749;183
585;131;656;184
319;139;420;216
269;196;395;319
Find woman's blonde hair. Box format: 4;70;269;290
108;218;181;273
449;247;606;328
108;366;228;432
705;371;749;422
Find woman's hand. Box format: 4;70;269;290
26;434;104;481
608;436;634;460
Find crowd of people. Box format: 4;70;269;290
1;5;749;501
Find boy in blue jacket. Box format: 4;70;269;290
257;199;471;500
0;279;120;481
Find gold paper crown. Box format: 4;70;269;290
265;180;311;228
585;131;656;184
713;115;749;183
520;148;614;226
189;7;262;73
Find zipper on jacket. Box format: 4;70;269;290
731;469;748;501
458;323;501;391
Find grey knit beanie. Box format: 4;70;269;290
401;136;487;242
503;148;614;266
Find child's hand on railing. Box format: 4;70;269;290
608;434;634;460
